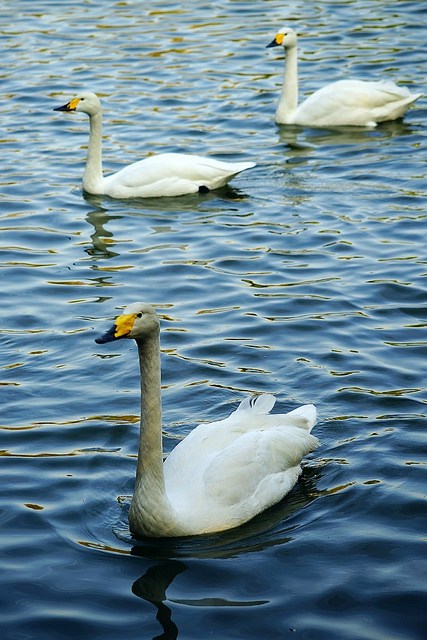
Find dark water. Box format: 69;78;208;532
1;1;426;639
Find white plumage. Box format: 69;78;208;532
95;302;319;538
54;91;255;198
267;26;421;127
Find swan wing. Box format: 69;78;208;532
297;79;421;127
164;395;318;530
165;395;316;468
103;153;255;198
201;422;319;508
166;414;318;532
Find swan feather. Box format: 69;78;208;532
103;153;254;198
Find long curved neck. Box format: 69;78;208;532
129;329;177;536
83;111;104;194
276;44;299;123
136;329;165;490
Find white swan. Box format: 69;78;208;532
95;302;319;538
267;26;421;127
54;91;255;198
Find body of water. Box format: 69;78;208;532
1;1;425;639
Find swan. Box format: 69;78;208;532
53;91;255;198
95;302;319;538
266;26;421;127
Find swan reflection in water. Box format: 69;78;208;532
82;184;253;262
131;560;268;640
132;561;186;640
124;465;322;639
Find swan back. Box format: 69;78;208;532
163;394;319;534
102;153;256;198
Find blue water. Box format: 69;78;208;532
1;1;426;639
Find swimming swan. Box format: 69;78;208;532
267;26;421;127
54;91;255;198
95;302;319;538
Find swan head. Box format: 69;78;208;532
266;26;298;49
95;302;160;344
53;91;101;116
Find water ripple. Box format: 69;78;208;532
0;1;425;639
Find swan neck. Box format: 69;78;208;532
276;44;299;123
136;330;165;484
128;329;178;536
83;111;104;194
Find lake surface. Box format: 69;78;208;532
1;1;425;638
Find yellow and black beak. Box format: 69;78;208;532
95;313;138;344
53;97;80;112
266;34;284;48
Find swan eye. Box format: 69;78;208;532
137;312;143;318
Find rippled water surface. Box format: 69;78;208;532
1;1;426;639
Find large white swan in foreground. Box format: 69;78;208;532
54;92;255;198
267;26;421;127
95;302;319;538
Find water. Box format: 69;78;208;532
1;1;425;638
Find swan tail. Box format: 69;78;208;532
235;395;316;430
283;403;317;432
236;393;276;414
